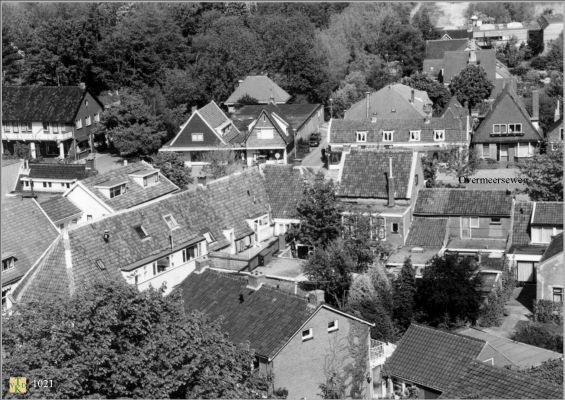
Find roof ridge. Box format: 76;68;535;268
410;323;487;345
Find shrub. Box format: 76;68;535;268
530;56;546;70
512;322;563;353
510;65;528;76
534;300;563;324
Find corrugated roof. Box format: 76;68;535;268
414;189;512;216
225;75;291;105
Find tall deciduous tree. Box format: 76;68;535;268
450;65;494;110
518;147;563;201
415;255;483;327
412;6;439;41
401;72;452;114
2;25;23;84
151;152;192;189
393;258;417;332
2;281;268;399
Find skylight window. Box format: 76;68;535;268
134;225;149;239
95;259;106;271
163;214;179;230
203;231;216;243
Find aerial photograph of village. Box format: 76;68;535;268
1;1;563;399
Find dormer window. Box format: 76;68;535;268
43;122;49;133
134;225;149;239
356;131;367;142
143;173;159;187
163;214;179;230
382;131;393;142
434;130;445;141
203;231;216;244
94;113;100;123
109;183;126;198
409;130;421;141
2;257;15;271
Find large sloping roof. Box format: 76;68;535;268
406;217;448;247
232;103;322;132
337;151;415;199
262;165;309;220
2;86;90;122
28;163;88;180
225;75;291;105
384;324;486;392
541;232;563;263
178;269;314;359
414;189;512;217
198;100;231;129
344;84;432;120
425;38;468;59
439;360;563;399
1;198;59;286
443;50;496;84
39;196;82;223
532;202;563;226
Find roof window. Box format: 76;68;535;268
95;259;106;271
163;214;179;230
134;225;150;239
203;231;216;243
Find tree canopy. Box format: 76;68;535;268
518;147;563;201
2;281;269;399
450;64;494;110
401;72;451;114
392;258;417;332
151;152;192;189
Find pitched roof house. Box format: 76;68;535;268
224;75;291;112
423;38;468;79
337;151;424;249
344;84;433;121
159;101;243;165
537;232;564;304
63;161;179;225
1;197;59;309
537;13;564;49
39;196;83;231
472;88;544;165
178;268;374;400
2;86;105;159
546;116;563;152
413;189;513;255
19;163;89;193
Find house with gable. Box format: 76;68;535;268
423;38;469;80
2;85;105;159
224;75;291;113
472;88;544;166
39;196;83;231
18;163;89;193
178;267;376;399
536;233;564;305
159;101;244;166
507;201;563;284
413;189;513;257
328;97;470;168
546;110;563;152
1;197;59;310
336;150;424;251
344;84;433;121
63;161;179;225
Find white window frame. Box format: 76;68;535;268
76;119;82;129
433;130;445;141
2;258;15;271
3;123;11;133
163;214;179;230
257;128;274;140
85;115;92;126
203;232;215;244
508;123;522;134
94;113;100;123
109;183;126;198
356;131;367;143
409;130;421;141
143;173;159;187
302;328;313;341
191;133;204;142
493;124;507;135
182;243;201;263
13;122;19;133
391;222;399;233
470;217;480;228
553;287;563;304
328;320;339;332
382;130;394;142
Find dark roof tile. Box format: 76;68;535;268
532;202;563;226
225;75;291;105
28;163;88;180
406;217;448;247
541;233;563;262
39;196;82;223
425;38;468;59
414;189;512;216
263;165;308;219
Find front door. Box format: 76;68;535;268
461;217;471;239
498;144;509;162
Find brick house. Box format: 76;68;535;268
472;88;543;165
224;75;291;113
337;151;424;252
178;268;375;399
328;97;470;168
507;201;563;283
413;189;513;256
536;233;564;304
159;101;245;166
2;85;105;159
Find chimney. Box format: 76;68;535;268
191;105;198;114
555;100;561;122
371;113;378;123
410;89;415;104
103;230;110;242
123;159;128;167
269;87;275;105
532;90;540;129
246;273;265;290
78;82;86;90
365;91;371;119
387;157;396;207
307;289;325;308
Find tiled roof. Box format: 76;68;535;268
425;38;468;59
329;115;466;144
457;328;563;368
406;218;448;247
539;13;564;26
232;103;322;132
39;196;82;223
439;360;563;399
546;118;563;142
386;247;440;267
384;324;486;392
439;29;468;40
80;162;178;210
225;75;291;105
177;269;314;359
245;107;293;147
1;198;59;285
472;87;543;144
198;101;231;129
443;50;496;84
532;202;563;226
510;201;534;247
2;86;95;122
440;96;468;119
541;232;563;263
28;163;88;180
337;151;415;199
263;165;307;219
344;84;432;120
414;189;512;216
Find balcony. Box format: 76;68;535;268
370;339;396;369
2;129;73;142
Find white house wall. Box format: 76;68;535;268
65;185;111;224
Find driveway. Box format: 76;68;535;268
300;122;328;167
482;285;535;339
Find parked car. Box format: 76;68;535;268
309;132;321;147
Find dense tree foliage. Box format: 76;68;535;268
512;322;563;353
415;255;483;327
392;258;417;332
412;6;439;41
519;359;564;386
518;147;563;201
465;2;535;24
450;65;494;110
2;281;269;399
151;152;192;189
401;72;451;114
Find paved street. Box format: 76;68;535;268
300;122;328;167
